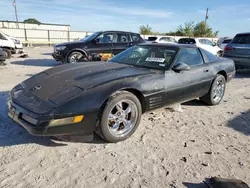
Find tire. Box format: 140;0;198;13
200;74;226;105
67;51;86;63
97;91;142;143
2;48;12;59
217;50;223;57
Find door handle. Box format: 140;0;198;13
203;69;209;73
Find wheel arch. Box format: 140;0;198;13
97;88;146;121
66;48;88;61
1;46;15;51
217;70;227;81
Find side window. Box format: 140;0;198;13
199;39;205;44
170;38;177;43
96;33;114;43
117;33;130;43
160;37;170;42
200;48;218;62
205;39;213;46
131;33;140;42
176;48;204;66
159;37;165;41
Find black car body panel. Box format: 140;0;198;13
52;31;145;62
8;44;235;137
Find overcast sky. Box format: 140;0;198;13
1;0;250;37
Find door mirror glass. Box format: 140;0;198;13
173;63;190;72
93;38;100;44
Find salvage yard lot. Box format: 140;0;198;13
0;47;250;188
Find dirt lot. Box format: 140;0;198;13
0;47;250;188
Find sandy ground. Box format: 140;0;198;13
0;47;250;188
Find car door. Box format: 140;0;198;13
112;32;132;55
169;48;214;102
89;32;114;55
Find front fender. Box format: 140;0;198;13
58;74;165;116
65;48;88;59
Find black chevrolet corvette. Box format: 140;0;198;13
7;44;235;142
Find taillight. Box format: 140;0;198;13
224;45;233;52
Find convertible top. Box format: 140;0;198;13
138;43;196;49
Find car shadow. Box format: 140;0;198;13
0;91;105;147
182;182;208;188
227;109;250;136
182;99;205;107
10;59;59;67
235;69;250;79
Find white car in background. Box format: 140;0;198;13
146;36;177;44
0;31;23;58
178;37;223;56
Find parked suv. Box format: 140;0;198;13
223;33;250;69
52;31;145;63
178;38;223;56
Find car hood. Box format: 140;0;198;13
21;62;154;104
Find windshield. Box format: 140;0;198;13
108;45;178;70
232;34;250;44
80;32;101;42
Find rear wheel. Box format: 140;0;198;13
2;48;12;59
200;74;226;105
67;51;86;63
97;91;142;143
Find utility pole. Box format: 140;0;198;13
13;0;19;28
204;8;209;26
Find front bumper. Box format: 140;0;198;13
223;55;250;69
7;97;97;136
52;52;66;62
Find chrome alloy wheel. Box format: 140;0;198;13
107;100;138;137
69;52;83;63
212;79;225;103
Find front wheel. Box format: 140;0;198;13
67;51;86;63
2;48;12;59
200;74;226;105
97;91;142;143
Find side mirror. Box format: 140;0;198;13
93;38;100;44
172;63;190;72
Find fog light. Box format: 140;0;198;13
48;115;84;127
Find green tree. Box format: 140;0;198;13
139;24;153;35
24;18;41;24
177;21;195;37
193;21;215;37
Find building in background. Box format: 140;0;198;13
0;20;70;31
